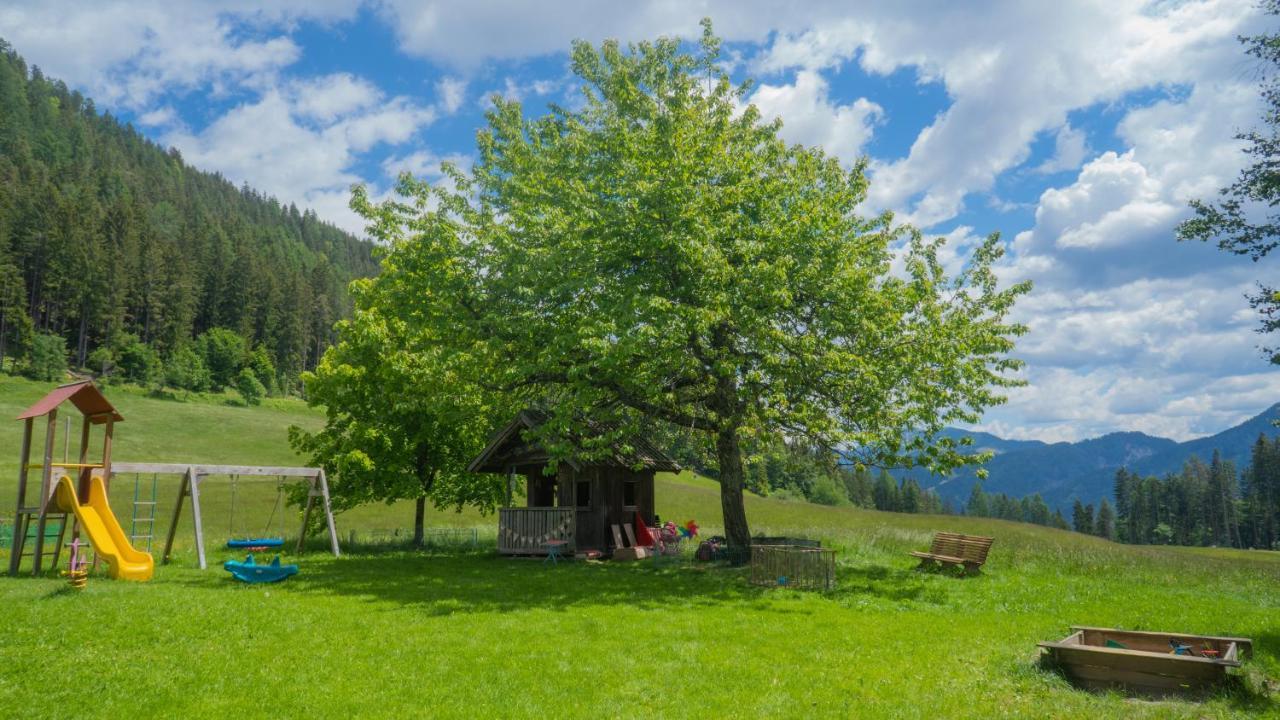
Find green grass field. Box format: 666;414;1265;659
0;376;1277;718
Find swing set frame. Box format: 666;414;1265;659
111;462;341;570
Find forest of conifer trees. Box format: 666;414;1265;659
0;41;377;393
1109;436;1280;550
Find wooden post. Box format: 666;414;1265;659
318;469;340;557
101;418;114;491
8;418;33;575
297;476;316;554
189;470;206;570
31;409;57;575
161;469;189;565
77;415;91;494
505;466;514;507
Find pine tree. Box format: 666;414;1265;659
1096;499;1116;541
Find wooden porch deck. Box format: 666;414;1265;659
498;507;576;555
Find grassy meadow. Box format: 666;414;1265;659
0;376;1277;718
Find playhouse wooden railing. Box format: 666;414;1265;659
498;507;575;556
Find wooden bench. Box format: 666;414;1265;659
909;532;993;575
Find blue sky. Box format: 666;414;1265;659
1;0;1275;442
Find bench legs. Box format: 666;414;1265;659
915;558;983;576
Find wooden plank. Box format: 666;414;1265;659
161;471;189;565
189;470;207;570
318;469;340;557
9;419;33;575
111;463;321;477
1061;663;1209;693
1070;626;1252;660
1041;644;1228;680
32;409;58;575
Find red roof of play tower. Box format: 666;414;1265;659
16;381;123;423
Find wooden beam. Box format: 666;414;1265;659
318;469;340;557
297;479;316;555
101;419;114;489
161;470;189;565
111;463;321;478
32;409;57;575
9;418;33;575
189;470;206;570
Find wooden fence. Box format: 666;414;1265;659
498;507;575;555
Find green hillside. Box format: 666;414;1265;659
0;378;1277;718
0;42;377;384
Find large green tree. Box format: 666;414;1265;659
1178;1;1280;362
354;23;1029;546
289;280;505;544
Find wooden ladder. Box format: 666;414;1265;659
10;511;70;573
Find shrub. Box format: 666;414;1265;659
197;328;248;390
25;333;67;381
166;345;211;392
117;339;163;386
808;476;849;507
247;345;277;396
234;367;266;406
86;346;116;381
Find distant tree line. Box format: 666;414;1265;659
0;41;377;393
964;482;1072;531
1110;437;1280;549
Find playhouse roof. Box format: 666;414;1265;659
16;381;123;424
468;409;681;474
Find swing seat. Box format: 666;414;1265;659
223;554;298;583
227;538;284;549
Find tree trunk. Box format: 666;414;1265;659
413;495;426;547
716;425;751;549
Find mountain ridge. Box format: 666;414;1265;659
912;403;1280;510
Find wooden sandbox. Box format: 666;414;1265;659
1038;626;1252;697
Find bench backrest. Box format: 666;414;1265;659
929;532;994;564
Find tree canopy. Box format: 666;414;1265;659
354;22;1029;546
289;279;507;543
1178;1;1280;362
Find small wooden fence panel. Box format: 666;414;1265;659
750;544;836;591
498;507;575;555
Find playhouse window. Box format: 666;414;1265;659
576;480;591;508
623;480;637;507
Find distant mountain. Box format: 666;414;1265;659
910;403;1280;510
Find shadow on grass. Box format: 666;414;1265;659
177;547;952;617
829;564;951;604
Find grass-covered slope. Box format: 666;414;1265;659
0;377;1277;718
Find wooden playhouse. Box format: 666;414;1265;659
469;410;680;557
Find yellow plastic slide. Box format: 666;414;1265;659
53;474;154;581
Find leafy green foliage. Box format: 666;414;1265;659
354;21;1029;546
234;368;266;406
198;328;248;390
165;345;211;393
289;285;508;543
115;335;163;387
1177;1;1280;362
23;333;66;381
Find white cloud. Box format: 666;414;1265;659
748;70;881;164
0;1;357;108
290;73;382;122
436;77;467;114
164;89;436;234
1034;124;1089;175
757;0;1256;227
136;106;177;127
